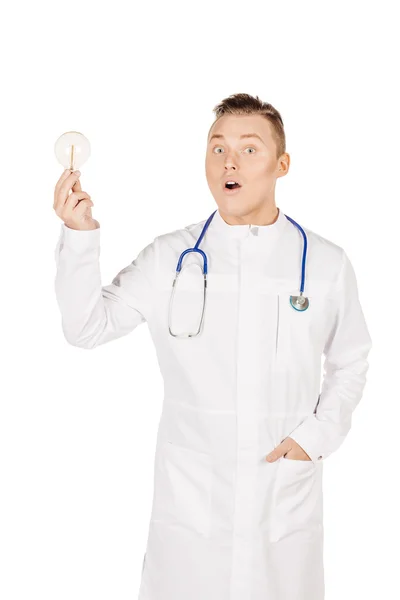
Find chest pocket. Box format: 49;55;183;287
275;290;336;370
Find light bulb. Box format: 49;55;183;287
54;131;91;171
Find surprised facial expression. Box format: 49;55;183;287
205;114;289;216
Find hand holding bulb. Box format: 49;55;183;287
53;131;99;231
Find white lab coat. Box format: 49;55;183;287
54;207;372;600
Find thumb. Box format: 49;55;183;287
265;438;291;462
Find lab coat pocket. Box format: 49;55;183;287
269;456;322;543
275;291;333;369
150;440;213;537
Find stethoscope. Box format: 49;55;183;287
168;210;309;338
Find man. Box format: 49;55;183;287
53;92;372;600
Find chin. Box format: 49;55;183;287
215;195;245;212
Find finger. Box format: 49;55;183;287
64;191;91;213
265;438;291;462
54;170;81;212
72;174;82;193
57;191;91;219
53;169;75;208
71;198;93;221
54;169;78;210
286;439;312;461
55;168;74;190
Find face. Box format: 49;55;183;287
205;114;290;220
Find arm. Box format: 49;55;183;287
54;223;157;349
287;249;373;463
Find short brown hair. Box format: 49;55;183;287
208;93;286;159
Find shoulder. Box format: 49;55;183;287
297;223;347;284
153;217;207;250
303;225;344;258
136;217;207;274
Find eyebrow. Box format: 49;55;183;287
208;132;265;145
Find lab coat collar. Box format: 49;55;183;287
208;206;288;239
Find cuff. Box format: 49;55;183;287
61;222;100;252
286;414;326;464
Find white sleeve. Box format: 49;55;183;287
54;223;157;349
287;250;373;463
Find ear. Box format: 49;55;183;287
277;152;290;176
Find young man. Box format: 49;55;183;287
53;93;372;600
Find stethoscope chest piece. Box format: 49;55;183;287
290;294;310;311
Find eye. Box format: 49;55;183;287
211;146;256;154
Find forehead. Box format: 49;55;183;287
207;114;273;144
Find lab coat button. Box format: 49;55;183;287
251;226;259;236
317;455;322;460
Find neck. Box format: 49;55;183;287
219;203;279;227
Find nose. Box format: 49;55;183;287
222;149;238;170
224;159;237;170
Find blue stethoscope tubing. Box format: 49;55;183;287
169;209;309;337
284;214;307;296
175;210;308;297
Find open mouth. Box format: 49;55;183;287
224;181;242;191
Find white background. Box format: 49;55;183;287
0;1;397;598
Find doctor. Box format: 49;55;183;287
53;92;372;600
